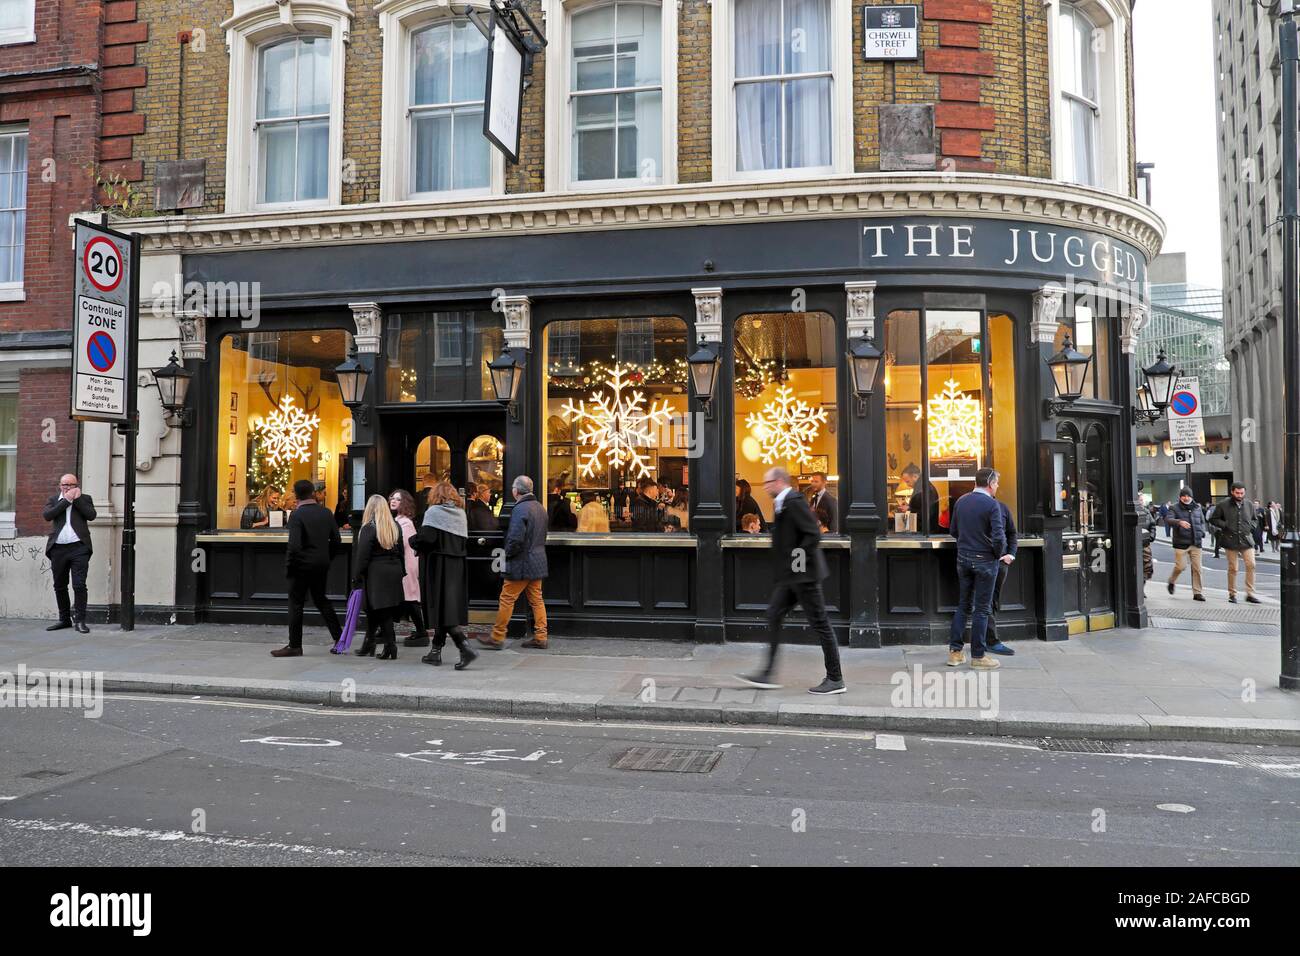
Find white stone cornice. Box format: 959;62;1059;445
125;173;1167;261
1032;284;1066;346
499;296;531;350
691;288;722;343
349;301;382;353
845;281;876;342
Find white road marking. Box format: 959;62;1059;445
1156;803;1196;813
396;747;548;766
921;737;1040;751
0;796;16;801
875;734;907;751
926;737;1244;766
240;736;342;747
0;817;349;855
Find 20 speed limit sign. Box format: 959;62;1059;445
82;235;124;293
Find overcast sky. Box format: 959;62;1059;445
1133;0;1221;285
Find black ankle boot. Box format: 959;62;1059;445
377;643;397;660
450;628;477;670
422;648;442;666
354;636;376;657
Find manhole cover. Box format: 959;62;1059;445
1036;738;1116;754
20;769;70;780
610;747;722;773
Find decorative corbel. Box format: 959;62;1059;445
500;295;532;351
1031;284;1065;346
692;287;722;344
1120;302;1150;355
845;281;876;342
348;301;382;354
176;310;207;361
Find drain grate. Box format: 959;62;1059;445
20;769;70;780
1231;754;1300;779
1036;738;1116;754
610;747;722;773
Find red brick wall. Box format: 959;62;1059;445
0;0;104;73
15;368;77;535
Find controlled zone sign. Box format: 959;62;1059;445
1167;376;1205;451
72;222;134;422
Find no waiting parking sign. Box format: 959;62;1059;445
1167;376;1205;451
71;221;135;423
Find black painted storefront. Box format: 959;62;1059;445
171;213;1151;645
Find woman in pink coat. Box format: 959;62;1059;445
388;489;428;647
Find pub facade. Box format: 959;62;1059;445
75;0;1163;645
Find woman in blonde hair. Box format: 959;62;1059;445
352;493;407;659
412;480;477;669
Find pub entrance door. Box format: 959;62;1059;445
377;409;506;611
1057;420;1118;633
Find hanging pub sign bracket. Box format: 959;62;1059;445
466;0;547;164
464;0;546;74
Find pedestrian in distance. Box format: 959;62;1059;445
274;478;344;658
1252;500;1267;553
1208;482;1262;604
946;467;1010;670
1158;501;1170;538
736;466;846;695
43;473;96;634
1268;501;1283;553
352;494;408;660
1163;487;1206;602
412;481;477;670
389;489;429;649
480;475;549;650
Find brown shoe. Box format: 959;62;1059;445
270;645;302;658
519;638;548;649
475;635;506;650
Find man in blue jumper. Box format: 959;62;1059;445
946;467;1010;669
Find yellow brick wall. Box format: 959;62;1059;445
677;0;712;183
853;4;942;172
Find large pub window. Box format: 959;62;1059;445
733;311;838;531
543;316;690;533
384;310;503;403
217;330;351;530
884;307;1018;535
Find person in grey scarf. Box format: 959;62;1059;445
412;481;477;669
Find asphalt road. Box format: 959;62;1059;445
1;695;1297;866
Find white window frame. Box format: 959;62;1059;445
0;125;26;302
544;0;678;192
0;384;15;538
222;0;352;213
376;0;505;202
1046;0;1131;195
0;0;35;46
711;0;852;183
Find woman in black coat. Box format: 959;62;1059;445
352;494;407;660
736;479;764;532
412;481;477;670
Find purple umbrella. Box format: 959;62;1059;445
333;588;364;653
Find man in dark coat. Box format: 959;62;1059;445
273;478;343;658
979;497;1018;654
737;467;845;695
465;482;498;533
900;463;940;532
547;478;578;531
1164;487;1206;601
480;475;549;650
43;473;96;633
946;467;1008;669
807;472;837;533
1209;482;1261;603
630;477;662;532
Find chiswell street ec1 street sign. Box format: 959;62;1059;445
71;221;136;423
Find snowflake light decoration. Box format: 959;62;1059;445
745;384;828;465
926;378;982;459
560;364;673;479
253;395;320;466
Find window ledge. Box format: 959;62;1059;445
0;287;26;302
0;512;16;540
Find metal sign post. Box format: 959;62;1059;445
72;219;140;631
1280;5;1300;691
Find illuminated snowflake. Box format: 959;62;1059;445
560;364;673;480
253;395;320;466
926;378;983;459
745;384;828;466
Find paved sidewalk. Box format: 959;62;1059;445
0;616;1296;744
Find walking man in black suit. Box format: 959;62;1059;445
44;473;96;633
737;466;845;695
273;478;344;658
